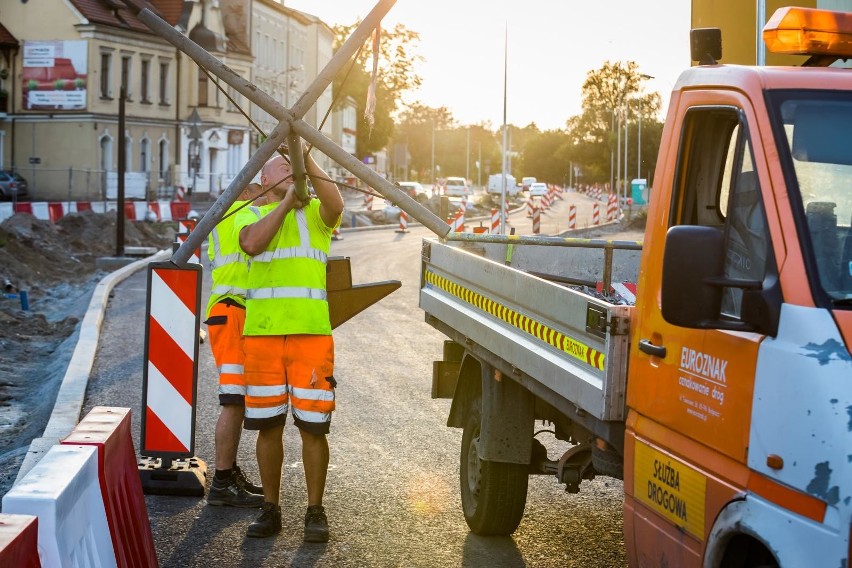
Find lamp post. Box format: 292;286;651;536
637;74;654;182
187;108;202;196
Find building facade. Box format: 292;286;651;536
0;0;348;202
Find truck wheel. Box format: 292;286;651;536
460;403;529;535
591;444;624;480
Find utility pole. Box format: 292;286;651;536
500;23;508;234
477;141;482;189
624;102;629;205
616;105;621;198
465;126;470;184
431;119;435;184
116;86;126;257
610;109;614;193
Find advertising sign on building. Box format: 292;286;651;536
22;40;88;111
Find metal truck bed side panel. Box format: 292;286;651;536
420;240;630;421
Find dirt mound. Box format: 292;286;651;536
0;211;173;291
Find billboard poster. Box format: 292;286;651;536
22;40;88;111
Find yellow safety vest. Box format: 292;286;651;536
205;200;251;318
235;199;334;336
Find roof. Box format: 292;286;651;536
0;21;18;48
67;0;183;33
675;64;852;95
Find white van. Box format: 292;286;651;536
445;177;471;197
487;173;518;196
521;177;537;191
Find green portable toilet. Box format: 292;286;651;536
631;179;647;205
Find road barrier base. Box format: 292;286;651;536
138;456;207;496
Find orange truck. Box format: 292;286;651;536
420;7;852;567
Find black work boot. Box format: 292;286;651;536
207;472;264;508
304;505;329;543
247;502;282;538
233;464;263;495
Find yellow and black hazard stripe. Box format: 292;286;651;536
424;270;605;371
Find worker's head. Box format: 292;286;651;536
239;182;263;202
261;154;293;197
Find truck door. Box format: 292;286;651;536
626;94;779;565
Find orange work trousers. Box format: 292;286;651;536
206;301;246;405
243;334;335;434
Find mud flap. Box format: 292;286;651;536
480;364;534;465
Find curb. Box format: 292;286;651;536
14;248;172;484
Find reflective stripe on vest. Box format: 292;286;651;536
253;246;328;264
212;285;248;296
247;287;327;301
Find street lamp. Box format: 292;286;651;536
187;107;202;196
637;74;654;182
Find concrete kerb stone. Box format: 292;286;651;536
14;248;172;485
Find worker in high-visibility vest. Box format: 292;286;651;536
204;182;269;509
236;145;343;542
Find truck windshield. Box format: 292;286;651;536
769;91;852;305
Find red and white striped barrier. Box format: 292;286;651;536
532;203;541;234
526;196;534;218
450;210;465;233
0;200;191;224
142;263;201;459
0;514;40;568
593;203;600;225
607;194;618;221
364;194;373;211
3;445;116;567
503;200;510;225
395;209;409;233
491;208;500;234
174;186;186;201
568;205;577;229
62;407;158;567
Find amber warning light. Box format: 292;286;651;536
763;7;852;63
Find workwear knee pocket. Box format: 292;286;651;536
205;315;228;326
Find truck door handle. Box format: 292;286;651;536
638;339;667;358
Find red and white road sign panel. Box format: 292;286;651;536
141;263;202;459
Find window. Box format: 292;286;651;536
671;107;772;320
198;70;208;107
140;138;150;173
159;61;170;105
158;138;169;180
769;90;852;304
121;55;132;99
140;58;151;103
125;135;133;171
100;52;112;98
227;85;240;112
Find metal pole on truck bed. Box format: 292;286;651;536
122;0;449;266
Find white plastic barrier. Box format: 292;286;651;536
2;444;117;568
0;203;12;223
158;200;172;221
133;202;149;221
30;202;50;221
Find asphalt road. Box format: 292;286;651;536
82;193;635;567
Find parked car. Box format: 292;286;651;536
0;171;30;201
445;176;471;197
528;182;548;197
396;181;429;202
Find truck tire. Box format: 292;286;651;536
591;444;624;480
460;403;529;535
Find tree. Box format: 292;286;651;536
562;61;663;187
332;22;424;159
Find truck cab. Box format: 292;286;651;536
627;9;852;567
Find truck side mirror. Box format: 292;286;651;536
661;225;769;333
661;225;725;328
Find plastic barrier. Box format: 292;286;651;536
14;202;33;215
0;202;13;223
62;407;158;568
157;201;172;221
0;514;41;568
170;201;190;220
490;208;499;234
2;444;117;567
364;194;373;211
133;202;150;221
568;205;577;229
123;202;136;221
532;203;541;234
77;201;92;212
593;203;600;225
395;210;408;233
147;202;161;221
48;202;64;223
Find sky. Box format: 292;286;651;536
286;0;692;130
